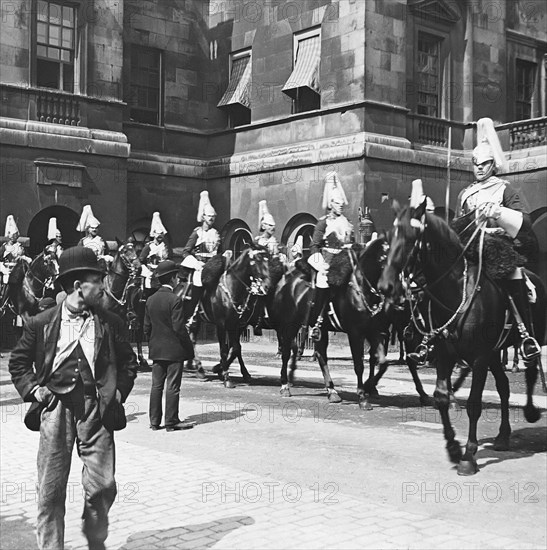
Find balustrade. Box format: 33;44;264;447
36;89;80;125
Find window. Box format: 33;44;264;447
515;60;536;120
217;50;252;127
282;29;321;114
417;32;442;117
129;46;162;125
36;1;75;92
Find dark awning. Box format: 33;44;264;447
282;35;320;99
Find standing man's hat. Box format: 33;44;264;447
55;246;104;288
155;260;179;279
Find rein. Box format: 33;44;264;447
347;248;384;316
403;215;487;342
103;252;140;307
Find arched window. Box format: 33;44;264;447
220;219;253;258
281;213;317;259
27;205;80;256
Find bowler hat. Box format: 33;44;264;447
156;260;180;279
56;246;104;288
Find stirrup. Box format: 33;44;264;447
520;336;541;361
408;343;429;366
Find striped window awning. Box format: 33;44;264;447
217;55;251;109
282;35;321;99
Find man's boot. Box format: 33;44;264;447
186;286;204;333
309;287;329;342
505;279;541;361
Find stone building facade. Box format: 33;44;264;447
0;0;546;275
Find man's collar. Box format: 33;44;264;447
62;301;91;320
161;284;174;290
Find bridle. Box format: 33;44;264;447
219;248;269;320
103;245;141;307
346;247;385;316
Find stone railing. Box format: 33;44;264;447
495;116;547;151
407;114;467;149
36;88;81;125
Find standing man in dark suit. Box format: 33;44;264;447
144;260;196;432
9;246;137;550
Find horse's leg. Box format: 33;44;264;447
523;357;541;423
433;355;462;466
348;332;368;409
501;347;508;371
236;332;252;383
279;331;293;397
398;325;406;364
216;325;234;388
364;333;388;397
288;338;299;385
406;356;432;406
489;352;511;451
222;326;241;389
314;330;341;403
512;345;519;373
458;356;489;476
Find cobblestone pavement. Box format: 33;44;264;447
1;340;546;550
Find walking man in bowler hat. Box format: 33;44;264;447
9;246;137;550
144;260;196;431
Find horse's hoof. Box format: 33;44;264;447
195;368;208;381
359;399;373;410
449;399;461;412
328;391;342;403
457;460;479;476
224;379;235;389
212;364;222;374
524;404;541;423
242;375;252;384
280;387;291;398
493;436;510;451
446;440;463;464
193;359;202;369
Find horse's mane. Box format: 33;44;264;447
424;212;463;253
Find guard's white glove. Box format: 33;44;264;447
181;255;205;270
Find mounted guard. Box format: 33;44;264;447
181;190;221;328
456;118;540;360
288;235;304;268
307;171;354;341
76;205;113;264
44;217;63;259
0;215;31;306
139;212;171;289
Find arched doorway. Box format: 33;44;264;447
281;213;317;259
27;206;80;256
220;219;253;258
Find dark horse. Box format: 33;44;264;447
379;198;546;475
270;239;430;408
194;244;271;387
1;253;58;320
99;241;147;368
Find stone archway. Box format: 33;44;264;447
220;219;253;258
281;213;317;258
27;205;80;256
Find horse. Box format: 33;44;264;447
192;244;271;387
1;252;58;321
378;197;546;475
270;238;430;408
99;240;148;369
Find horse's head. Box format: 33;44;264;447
116;241;141;275
32;252;59;282
378;198;427;302
239;244;271;296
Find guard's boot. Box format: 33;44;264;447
185;286;204;333
309;288;329;342
505;279;541;361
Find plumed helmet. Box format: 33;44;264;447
472;118;506;172
322;171;348;210
77;205;100;231
4;215;19;238
197;191;216;222
258;200;275;231
150;212;167;236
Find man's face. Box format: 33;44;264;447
203;214;216;228
76;273;104;307
88;225;99;237
155;233;164;243
262;222;275;236
330;199;344;216
473;160;495;182
9;232;19;244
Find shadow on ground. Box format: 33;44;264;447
0;516;38;550
119;515;255;549
477;426;547;471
